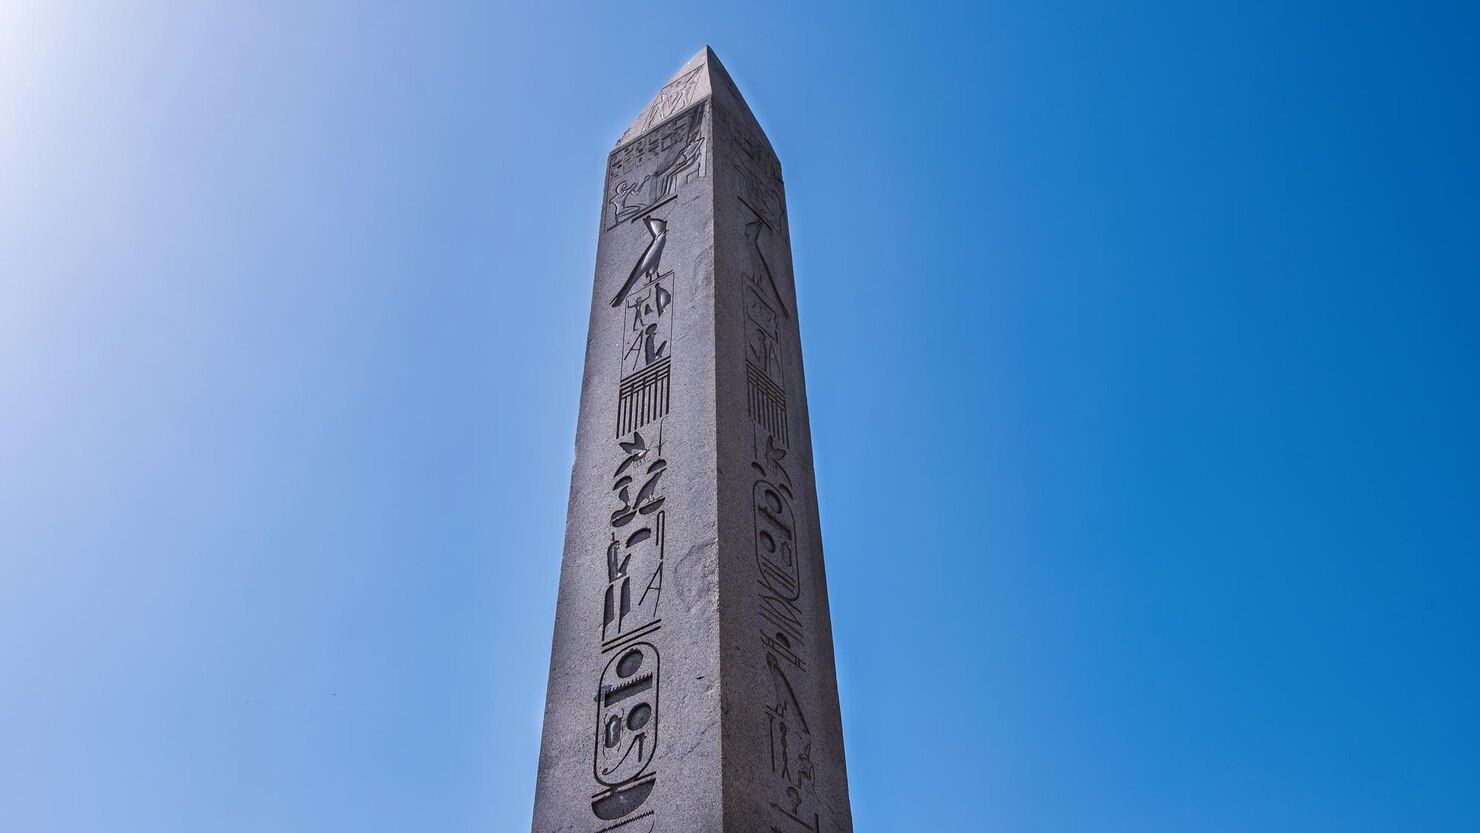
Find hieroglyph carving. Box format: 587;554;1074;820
589;106;707;825
596;642;660;786
621;66;705;145
617;219;674;371
743;198;818;833
716;104;787;238
605;431;666;645
618;360;670;439
590;424;667;829
607;105;708;230
745;216;789;320
614;217;675;436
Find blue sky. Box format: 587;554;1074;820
1;2;1476;830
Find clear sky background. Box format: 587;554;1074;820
1;2;1476;831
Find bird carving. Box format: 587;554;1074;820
611;218;667;308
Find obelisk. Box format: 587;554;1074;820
531;48;853;833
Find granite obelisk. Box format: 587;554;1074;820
532;48;852;833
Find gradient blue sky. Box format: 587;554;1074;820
2;3;1476;831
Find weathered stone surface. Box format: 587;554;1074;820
531;47;852;833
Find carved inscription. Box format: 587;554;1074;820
604;430;666;644
595;643;660;786
748;362;788;448
746;285;783;382
744;201;789;446
741;198;819;833
767;653;815;825
754;479;799;603
608;105;708;229
612;217;668;309
592;423;669;825
618;359;670;438
596;815;655;833
613;216;676;436
743;206;789;320
620;260;673;374
716;103;781;183
620;66;704;145
736;163;787;238
588;103;709;827
591;231;673;824
716;104;787;237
